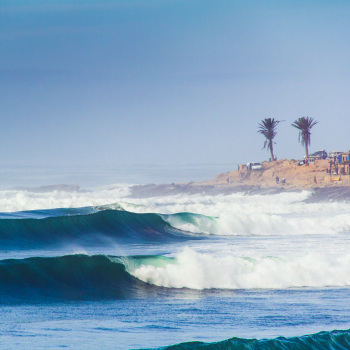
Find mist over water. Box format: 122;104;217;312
0;163;233;190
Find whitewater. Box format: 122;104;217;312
1;185;350;349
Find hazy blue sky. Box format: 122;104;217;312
1;0;350;169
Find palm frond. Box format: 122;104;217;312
257;118;284;152
291;116;318;146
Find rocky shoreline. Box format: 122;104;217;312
128;182;350;202
128;183;287;198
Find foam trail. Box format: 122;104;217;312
131;247;350;290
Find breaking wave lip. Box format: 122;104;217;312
0;209;203;249
160;212;218;235
160;211;350;236
130;247;350;290
155;329;350;350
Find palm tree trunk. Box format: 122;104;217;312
270;141;275;161
305;142;309;159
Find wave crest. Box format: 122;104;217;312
0;210;194;248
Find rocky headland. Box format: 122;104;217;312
129;159;350;202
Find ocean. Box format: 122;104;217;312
1;181;350;349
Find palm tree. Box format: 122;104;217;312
291;116;318;159
257;118;283;161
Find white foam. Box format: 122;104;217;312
0;184;131;212
131;247;350;290
121;192;350;236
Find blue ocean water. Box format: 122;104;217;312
1;189;350;349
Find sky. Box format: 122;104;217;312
1;0;350;173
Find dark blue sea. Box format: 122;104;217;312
1;184;350;349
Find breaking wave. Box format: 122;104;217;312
160;211;350;236
2;248;350;303
1;203;350;252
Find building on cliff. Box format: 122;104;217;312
331;152;350;176
337;152;350;174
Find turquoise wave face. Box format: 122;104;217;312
156;330;350;350
160;212;218;235
0;254;173;303
0;209;203;249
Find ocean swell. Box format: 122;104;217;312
159;329;350;350
0;254;160;302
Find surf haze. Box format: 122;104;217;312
1;0;350;349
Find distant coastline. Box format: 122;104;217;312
7;160;350;202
